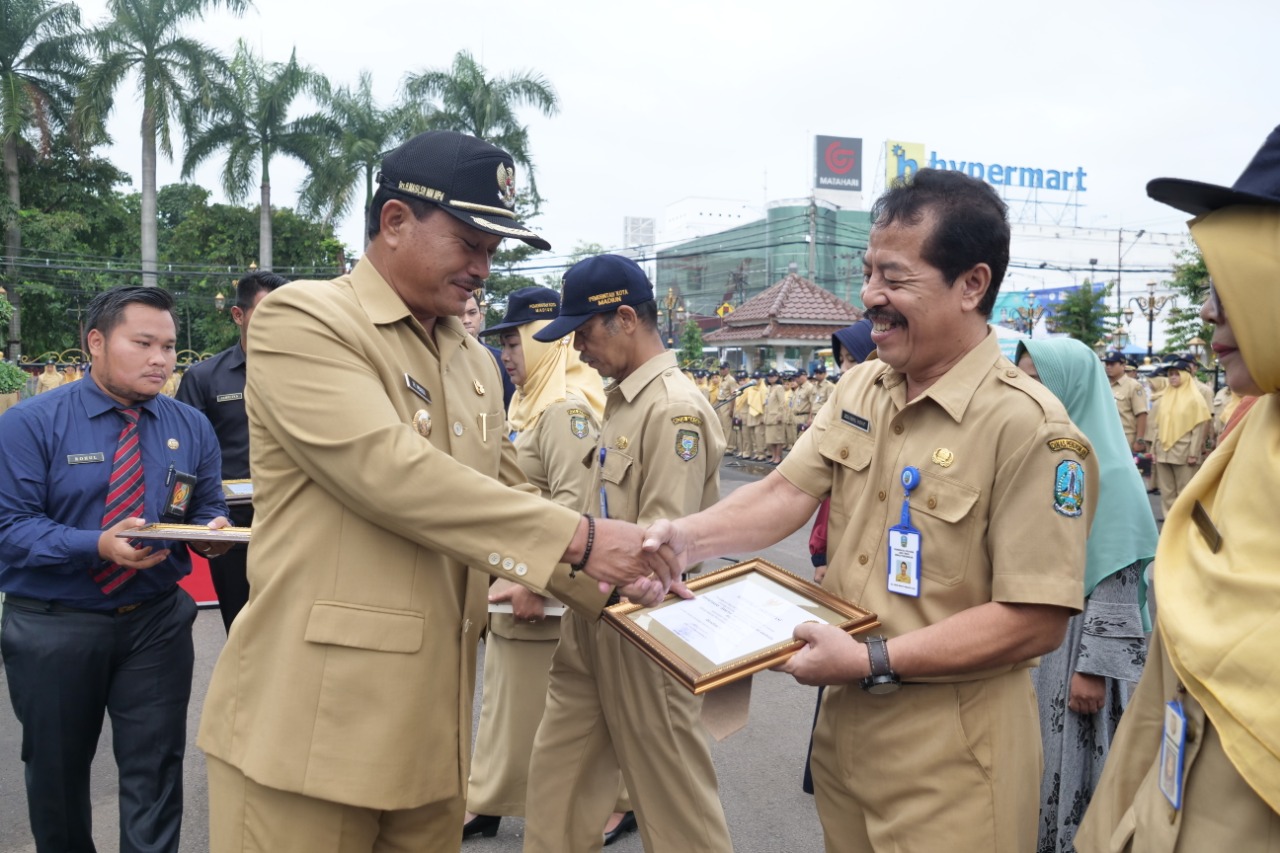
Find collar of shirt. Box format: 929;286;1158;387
75;367;164;423
223;341;246;372
875;330;1002;423
613;350;678;403
349;257;474;365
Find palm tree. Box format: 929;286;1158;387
402;50;559;202
182;40;332;270
297;69;417;232
75;0;248;286
1;0;84;359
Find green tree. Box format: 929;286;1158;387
1;0;85;359
1049;280;1117;347
403;50;558;202
679;317;705;367
298;69;417;231
75;0;248;287
1161;247;1211;357
182;40;332;270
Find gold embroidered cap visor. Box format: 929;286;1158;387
377;130;550;250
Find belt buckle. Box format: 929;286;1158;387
115;602;142;615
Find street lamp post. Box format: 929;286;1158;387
1005;291;1046;337
663;287;685;352
1122;280;1174;360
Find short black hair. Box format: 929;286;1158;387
365;186;438;240
870;169;1010;316
86;286;179;342
235;270;289;310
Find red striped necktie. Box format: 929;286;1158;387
96;407;145;595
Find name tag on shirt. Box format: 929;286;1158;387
841;410;870;431
67;452;106;465
215;393;244;403
1158;699;1188;810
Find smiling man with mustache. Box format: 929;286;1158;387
643;168;1097;853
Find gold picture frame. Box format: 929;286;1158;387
221;479;254;505
119;523;252;544
603;558;879;694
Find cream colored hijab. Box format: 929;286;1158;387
1158;205;1280;810
1154;368;1211;450
506;320;605;433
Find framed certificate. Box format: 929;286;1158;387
221;479;254;505
603;558;879;694
118;523;252;544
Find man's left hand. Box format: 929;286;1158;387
193;516;233;559
774;622;866;686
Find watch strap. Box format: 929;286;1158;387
866;635;891;677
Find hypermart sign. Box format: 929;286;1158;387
886;140;1087;192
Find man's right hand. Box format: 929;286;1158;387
98;517;170;570
572;517;680;595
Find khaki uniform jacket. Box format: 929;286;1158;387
597;350;724;532
35;371;62;394
1154;384;1215;464
197;261;604;811
1111;374;1149;445
778;332;1095;671
810;379;831;421
493;395;600;642
715;374;737;405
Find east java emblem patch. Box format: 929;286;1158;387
569;414;589;439
1054;460;1085;518
675;429;700;462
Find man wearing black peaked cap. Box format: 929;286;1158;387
523;254;732;853
196;133;672;853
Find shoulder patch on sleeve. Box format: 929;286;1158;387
1053;459;1085;517
671;415;703;426
675;429;700;461
567;409;590;439
1046;437;1090;458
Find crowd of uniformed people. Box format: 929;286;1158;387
2;123;1278;853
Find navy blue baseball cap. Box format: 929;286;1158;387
532;254;654;341
478;286;561;337
1102;351;1127;364
377;131;550;250
1148;124;1280;216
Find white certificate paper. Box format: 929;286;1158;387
648;577;816;665
225;483;254;496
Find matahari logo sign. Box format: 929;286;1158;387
815;136;862;191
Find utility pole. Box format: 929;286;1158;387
808;198;817;282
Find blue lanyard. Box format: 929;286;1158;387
598;447;609;519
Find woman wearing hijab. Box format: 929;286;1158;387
465;288;633;843
1077;125;1280;852
1152;358;1213;519
1015;338;1159;853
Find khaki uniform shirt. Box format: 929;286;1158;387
198;260;604;811
810;378;831;420
715;373;737;404
763;384;787;425
596;351;724;530
1110;374;1149;445
492;394;600;642
35;371;63;394
778;333;1095;680
791;381;814;420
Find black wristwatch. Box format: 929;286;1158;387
859;635;901;694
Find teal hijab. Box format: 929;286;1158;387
1016;338;1159;598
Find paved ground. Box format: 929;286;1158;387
0;458;834;853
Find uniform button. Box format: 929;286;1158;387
664;370;673;377
858;554;869;565
839;448;849;460
488;553;501;566
453;422;464;436
515;563;528;576
1005;369;1019;378
927;496;937;509
878;490;887;501
893;424;904;435
502;557;514;571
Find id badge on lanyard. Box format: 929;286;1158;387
887;466;922;597
1158;696;1188;810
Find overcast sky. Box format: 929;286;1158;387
77;0;1280;278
